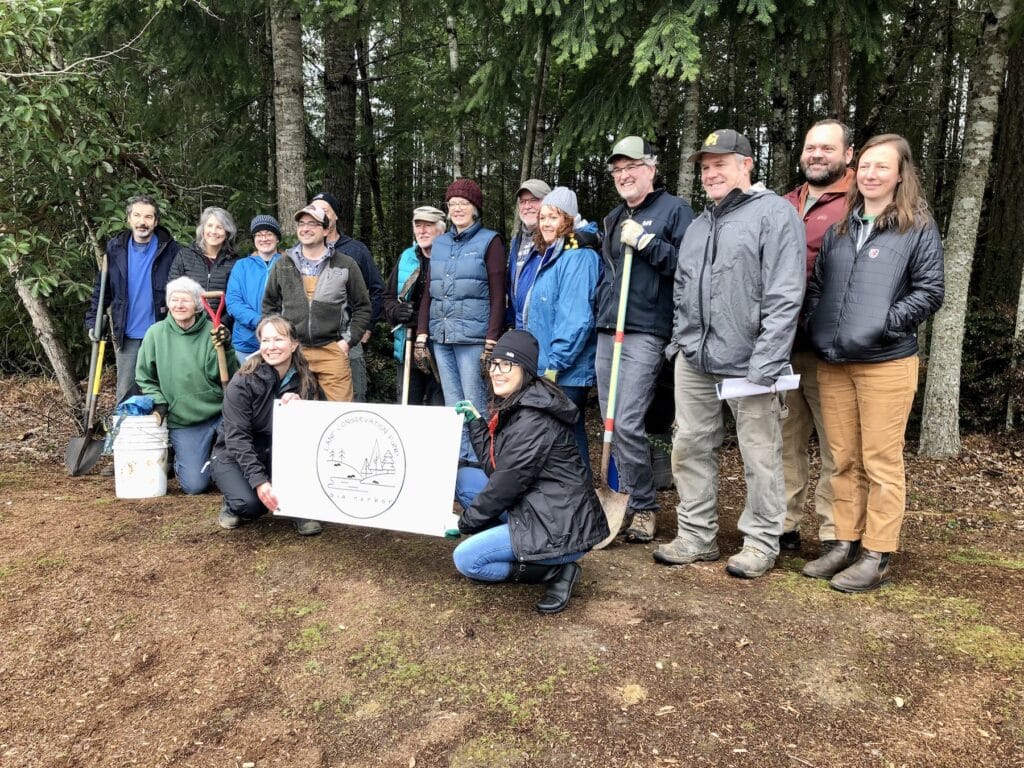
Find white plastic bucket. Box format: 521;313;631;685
113;415;170;498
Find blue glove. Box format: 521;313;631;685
454;400;481;423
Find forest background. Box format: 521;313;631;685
1;0;1022;458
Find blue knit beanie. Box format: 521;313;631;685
250;214;282;239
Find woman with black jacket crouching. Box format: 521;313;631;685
211;315;325;536
450;330;609;614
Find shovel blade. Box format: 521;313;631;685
65;436;104;477
592;485;629;550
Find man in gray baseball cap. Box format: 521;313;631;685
595;136;694;544
657;129;805;579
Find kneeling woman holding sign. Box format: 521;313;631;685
212;315;323;536
451;330;609;614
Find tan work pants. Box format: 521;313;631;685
303;343;353;402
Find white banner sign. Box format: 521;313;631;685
272;400;463;537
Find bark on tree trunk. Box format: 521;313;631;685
920;0;1016;457
1007;268;1024;431
323;9;358;234
445;12;463;178
7;263;82;421
270;0;306;238
677;77;700;201
356;34;385;241
828;14;850;119
769;57;793;191
521;25;550;184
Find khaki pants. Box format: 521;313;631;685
781;349;836;539
818;356;918;552
303;343;353;402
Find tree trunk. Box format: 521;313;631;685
356;33;385;243
677;77;700;201
860;0;922;139
6;262;82;421
926;0;957;230
445;12;463;177
520;25;550;183
828;13;850;119
920;0;1016;457
769;56;793;191
1008;267;1024;431
270;0;306;237
323;8;358;234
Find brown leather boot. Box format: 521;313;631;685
801;540;860;580
830;549;892;593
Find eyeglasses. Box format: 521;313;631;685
446;200;472;210
488;359;516;374
296;220;322;231
609;162;647;178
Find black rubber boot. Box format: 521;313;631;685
801;540;861;580
535;562;581;614
830;549;892;593
509;562;556;584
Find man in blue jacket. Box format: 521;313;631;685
597;137;694;544
85;194;180;405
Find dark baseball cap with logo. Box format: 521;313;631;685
686;129;753;163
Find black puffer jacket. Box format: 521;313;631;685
597;188;694;339
459;379;609;561
212;361;319;489
805;214;944;363
168;242;240;313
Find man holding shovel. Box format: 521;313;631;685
85;195;180;406
596;137;694;543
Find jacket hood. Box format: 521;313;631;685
164;310;209;336
514;379;578;425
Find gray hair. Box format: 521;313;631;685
165;276;203;309
125;195;160;222
414;219;447;237
195;206;237;252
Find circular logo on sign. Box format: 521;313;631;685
316;411;406;519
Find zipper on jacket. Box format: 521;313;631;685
830;218;879;356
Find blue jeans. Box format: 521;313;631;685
595;332;664;510
433;342;487;463
168;415;221;495
560;384;591;476
349;343;367;402
455;466;488;510
452;522;585;581
115;338;143;405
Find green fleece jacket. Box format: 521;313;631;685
135;313;238;428
261;245;371;348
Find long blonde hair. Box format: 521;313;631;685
240;315;318;399
837;134;931;236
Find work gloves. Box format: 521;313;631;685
393;302;415;324
479;340;497;378
210;324;231;349
454;400;481;423
87;327;103;343
413;339;433;375
620;219;655;252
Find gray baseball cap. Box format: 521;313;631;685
516;179;551;200
608;136;657;163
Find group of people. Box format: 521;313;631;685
85;118;944;613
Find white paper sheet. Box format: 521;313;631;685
272;400;462;536
715;373;801;400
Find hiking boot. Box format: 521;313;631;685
294;518;323;536
624;508;656;543
830;549;892;593
725;547;776;579
653;537;720;565
779;530;801;551
802;540;860;580
218;503;240;530
536;562;581;614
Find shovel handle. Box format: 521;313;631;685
201;291;230;387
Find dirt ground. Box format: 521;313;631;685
1;375;1023;768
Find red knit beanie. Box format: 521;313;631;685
445;178;483;213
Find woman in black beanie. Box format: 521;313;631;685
451;329;609;614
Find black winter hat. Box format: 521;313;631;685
311;191;340;215
491;329;539;375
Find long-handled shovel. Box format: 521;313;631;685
65;254;109;476
593;244;635;550
400;333;413;405
200;290;230;387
